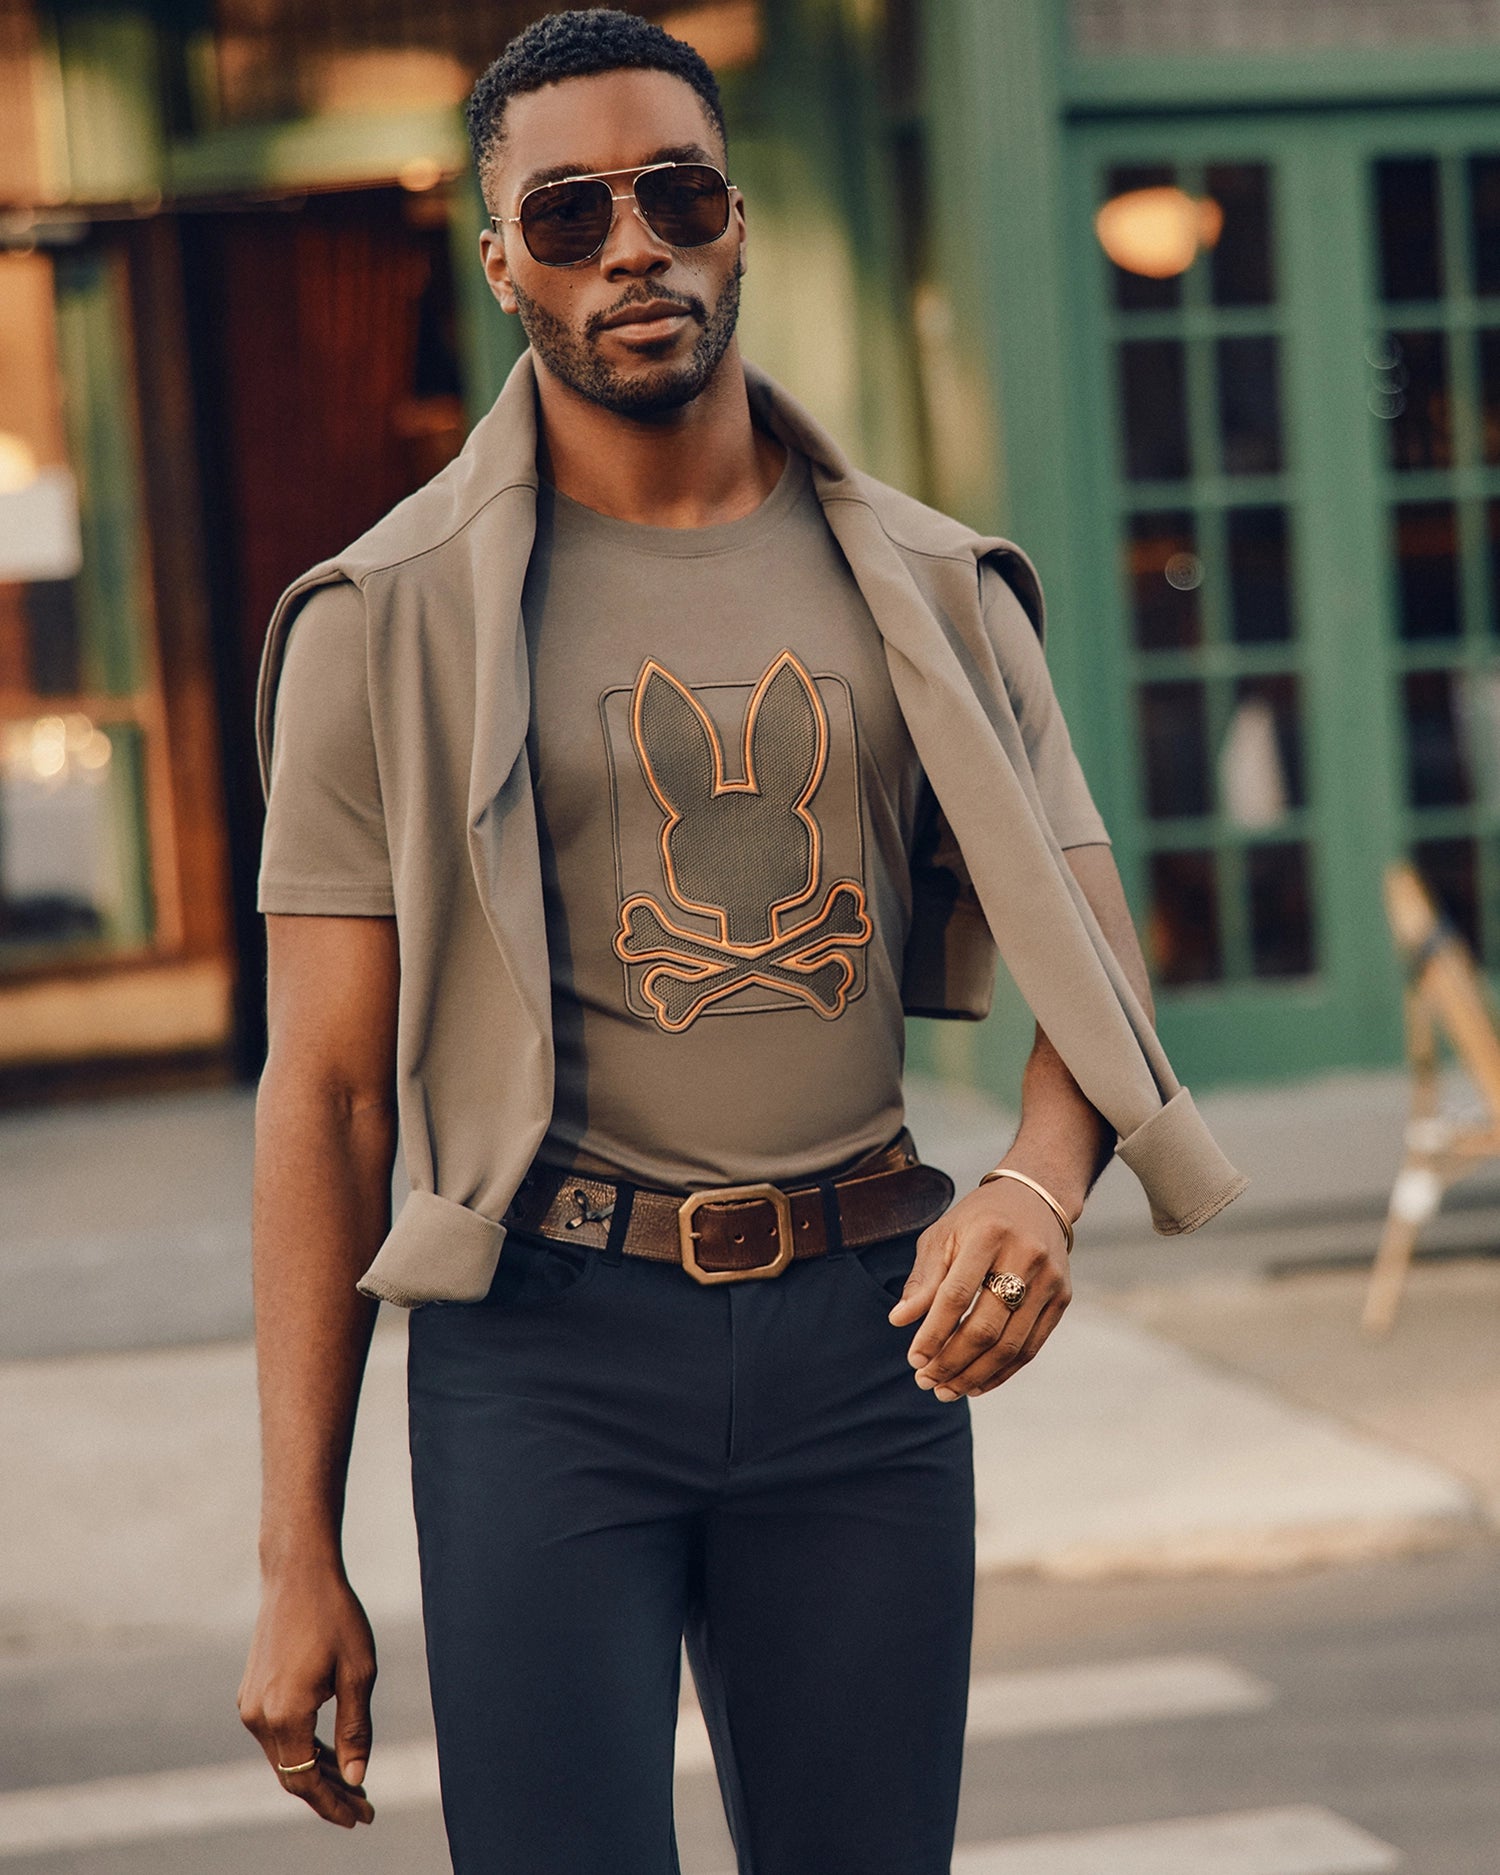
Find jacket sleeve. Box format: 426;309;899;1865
979;561;1110;851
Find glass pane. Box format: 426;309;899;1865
1206;162;1274;308
0;714;153;961
1479;329;1500;467
1468;155;1500;297
1490;499;1500;634
1227;505;1295;643
1385;330;1452;471
0;588;22;690
0;245;161;980
1232;673;1306;811
1403;669;1472;807
1247;843;1314;978
1147;849;1222;985
1375;156;1443;303
1126;510;1202;649
1106;164;1183;311
1119;340;1191;481
1393;501;1462;640
1139;680;1210;817
1413;836;1478;952
1455;670;1500;812
54;250;148;698
23;580;83;694
1216;335;1284;475
1219;690;1289;828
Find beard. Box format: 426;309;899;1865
513;261;742;419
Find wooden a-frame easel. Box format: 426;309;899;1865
1364;861;1500;1333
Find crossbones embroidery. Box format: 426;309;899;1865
614;650;873;1033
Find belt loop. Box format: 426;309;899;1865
604;1181;635;1261
818;1180;844;1255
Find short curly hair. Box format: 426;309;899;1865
467;9;726;191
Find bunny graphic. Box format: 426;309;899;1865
613;649;872;1031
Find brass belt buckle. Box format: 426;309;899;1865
677;1182;795;1285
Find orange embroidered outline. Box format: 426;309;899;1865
615;881;873;1030
628;648;829;948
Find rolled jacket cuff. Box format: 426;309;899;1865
1114;1086;1249;1236
356;1189;506;1307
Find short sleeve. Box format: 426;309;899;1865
981;561;1111;850
257;581;395;915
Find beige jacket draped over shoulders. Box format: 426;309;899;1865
257;351;1247;1307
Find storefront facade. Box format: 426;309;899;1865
3;0;1498;1099
0;0;918;1088
914;0;1500;1094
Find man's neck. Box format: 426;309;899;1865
533;342;785;528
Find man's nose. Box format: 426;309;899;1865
599;196;671;276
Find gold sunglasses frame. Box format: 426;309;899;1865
490;160;736;267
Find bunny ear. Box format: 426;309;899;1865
745;652;826;812
633;659;723;818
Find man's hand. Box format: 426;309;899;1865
238;1564;377;1827
887;845;1147;1400
888;1176;1073;1400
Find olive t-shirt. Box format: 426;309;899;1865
259;447;1108;1190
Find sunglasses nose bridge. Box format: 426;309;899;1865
593;191;673;266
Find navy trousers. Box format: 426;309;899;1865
406;1225;975;1875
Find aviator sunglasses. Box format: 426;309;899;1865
491;161;735;267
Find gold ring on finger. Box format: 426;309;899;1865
983;1270;1027;1310
277;1752;320;1777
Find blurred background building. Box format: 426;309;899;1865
1;0;1498;1106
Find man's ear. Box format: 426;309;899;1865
479;227;519;316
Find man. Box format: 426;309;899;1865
237;12;1245;1872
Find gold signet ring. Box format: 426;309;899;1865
983;1270;1027;1310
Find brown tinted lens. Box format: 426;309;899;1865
635;165;730;247
520;177;614;264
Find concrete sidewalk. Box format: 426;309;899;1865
0;1071;1494;1649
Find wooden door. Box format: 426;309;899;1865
182;184;466;1060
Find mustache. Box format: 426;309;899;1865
585;288;706;339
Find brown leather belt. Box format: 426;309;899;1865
502;1130;955;1285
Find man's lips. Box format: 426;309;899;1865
596;299;696;333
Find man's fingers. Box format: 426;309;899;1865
885;1230;951;1325
261;1722;318;1780
933;1297;1043;1396
918;1291;1023;1391
265;1734;374;1829
905;1255;992;1368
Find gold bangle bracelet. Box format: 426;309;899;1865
977;1166;1076;1255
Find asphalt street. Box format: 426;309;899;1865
1;1543;1495;1873
4;1074;1497;1872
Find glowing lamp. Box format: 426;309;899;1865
1095;187;1224;280
0;432;39;495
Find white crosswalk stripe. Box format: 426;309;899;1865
674;1652;1271;1771
0;1743;439;1857
0;1655;1386;1868
949;1804;1401;1874
965;1654;1274;1738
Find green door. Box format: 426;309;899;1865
1065;110;1500;1086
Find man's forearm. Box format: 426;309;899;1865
999;1028;1111;1222
999;844;1155;1221
251;1071;395;1576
